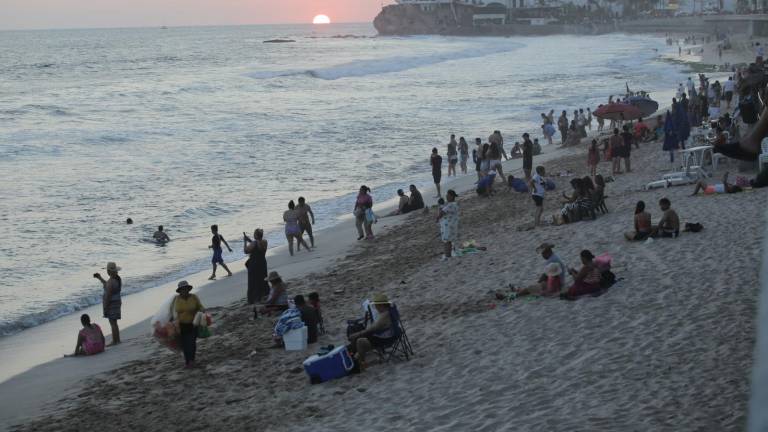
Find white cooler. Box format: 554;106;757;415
283;326;308;351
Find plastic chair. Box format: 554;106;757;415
759;138;768;172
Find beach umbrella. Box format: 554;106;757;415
593;103;643;121
627;96;660;117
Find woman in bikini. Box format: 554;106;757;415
284;200;311;256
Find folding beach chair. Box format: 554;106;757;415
363;304;414;363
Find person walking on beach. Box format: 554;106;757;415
588;139;599;179
473;138;483;181
663;111;679;165
447;135;458;177
296;197;315;249
208;225;232;280
94;262;121;345
522;133;534;180
609;128;623;175
173;280;205;368
620;125;634;173
558;111;569;145
458;137;469;174
354;185;374;240
284;200;311;256
430;147;443;198
529;166;546;228
244;228;269;306
153;226;170;244
437;189;459;260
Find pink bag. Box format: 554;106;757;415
594;253;612;271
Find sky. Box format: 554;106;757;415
0;0;394;30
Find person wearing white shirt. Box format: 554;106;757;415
723;76;735;110
528;166;547;228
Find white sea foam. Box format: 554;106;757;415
247;40;524;80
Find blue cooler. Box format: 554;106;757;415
303;345;354;384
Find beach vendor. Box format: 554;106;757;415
347;294;395;369
173;280;205;368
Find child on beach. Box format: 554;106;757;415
66;314;105;357
437;190;459;260
529;166;546;228
208;224;233;280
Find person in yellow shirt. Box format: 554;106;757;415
174;280;204;368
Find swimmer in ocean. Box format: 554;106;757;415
153;225;170;243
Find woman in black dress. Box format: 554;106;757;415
244;229;269;306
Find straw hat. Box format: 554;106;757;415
265;271;282;282
545;263;561;277
536;243;555;253
105;262;121;272
176;280;193;293
370;293;391;305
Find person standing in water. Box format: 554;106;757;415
94;262;122;345
153;225;170;243
558;111;569;145
447;135;458;177
296;196;315;250
208;224;233;280
430;147;443;198
284;200;311;256
473;138;483;181
458;137;469;174
489;130;507;161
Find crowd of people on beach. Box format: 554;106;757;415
69;47;768;382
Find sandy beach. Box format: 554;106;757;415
5;125;765;431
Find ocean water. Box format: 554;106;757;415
0;23;689;337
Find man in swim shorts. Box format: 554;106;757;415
431;147;443;198
691;172;743;196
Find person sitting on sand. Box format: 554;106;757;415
507;175;528;193
476;170;496;197
390;189;409;216
66;314;105;357
513;263;563;298
624;201;652;241
651;198;680;238
347;293;395;369
691;172;743;196
403;184;425;214
564;250;603;298
153;225;170;243
308;292;324;333
294;295;319;344
260;271;289;316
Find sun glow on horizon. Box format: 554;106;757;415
312;14;331;24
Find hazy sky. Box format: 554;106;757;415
0;0;393;30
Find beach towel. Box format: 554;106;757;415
274;307;304;338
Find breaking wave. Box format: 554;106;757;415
247;40;523;80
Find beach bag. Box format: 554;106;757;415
594;253;612;272
346;319;366;339
197;326;212;339
365;208;377;224
600;270;616;289
303;345;355;384
151;296;181;351
684;222;703;233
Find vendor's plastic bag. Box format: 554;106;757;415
151;295;180;352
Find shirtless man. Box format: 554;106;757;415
489;130;508;161
296;196;316;249
153;225;170;243
691;172;743;196
651;198;680;238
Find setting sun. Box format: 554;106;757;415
312;14;331;25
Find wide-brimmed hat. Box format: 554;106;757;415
545;263;561;277
105;262;121;272
370;293;391;305
265;271;282;282
176;280;193;293
536;243;555;253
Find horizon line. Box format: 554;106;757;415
0;20;373;33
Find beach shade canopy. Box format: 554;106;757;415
593;103;643;121
627;96;660;117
